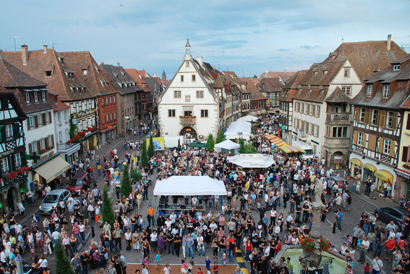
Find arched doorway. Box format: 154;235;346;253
180;127;196;137
332;151;344;169
7;186;18;212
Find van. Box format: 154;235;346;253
67;172;91;195
292;141;314;160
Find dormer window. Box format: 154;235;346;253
393;65;401;71
83;69;88;76
366;85;372;97
34;92;39;102
113;73;118;78
383;85;390;99
45;71;52;77
26;92;31;104
42;91;46;101
344;69;350;77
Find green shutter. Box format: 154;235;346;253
0;126;5;143
13;123;20;139
10;155;15;171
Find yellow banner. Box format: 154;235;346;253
146;137;165;151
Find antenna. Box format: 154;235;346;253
52;42;59;50
9;36;21;51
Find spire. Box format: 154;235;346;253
214;73;224;89
185;39;191;54
162;69;166;80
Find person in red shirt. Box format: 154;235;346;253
197;268;204;274
398;236;406;250
385;237;396;263
213;262;219;274
275;239;282;255
245;240;253;262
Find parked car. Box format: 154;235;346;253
374;206;409;230
39;189;70;215
67;172;91;195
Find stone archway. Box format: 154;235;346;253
180;126;196;137
332;151;344;169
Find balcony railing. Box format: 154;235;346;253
180;117;196;125
326;113;352;123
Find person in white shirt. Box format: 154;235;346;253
358;237;370;263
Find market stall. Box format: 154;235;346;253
227;153;275;168
214;139;240;155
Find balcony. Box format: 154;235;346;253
180;117;196;126
326;113;352;124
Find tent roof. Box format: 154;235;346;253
153;176;227;196
238;115;258;122
214;139;240;149
189;141;207;148
227;154;275;168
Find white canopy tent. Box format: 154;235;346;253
224;120;252;140
227;153;275;168
238;115;258;122
153;176;227;196
214;139;240;154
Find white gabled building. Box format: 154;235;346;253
158;40;224;141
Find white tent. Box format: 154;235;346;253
214;140;240;150
227;154;275;168
153;176;227;196
238;115;258;122
224;120;252;140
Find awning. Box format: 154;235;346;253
279;146;305;153
363;163;377;172
189;141;207;148
34;156;70;183
265;135;289;147
350;158;362;167
374;170;394;182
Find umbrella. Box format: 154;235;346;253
331;175;346;181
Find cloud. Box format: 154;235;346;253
277;49;289;51
301;45;320;50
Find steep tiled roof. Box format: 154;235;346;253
125;69;151;93
256;77;284;92
239;78;266;101
101;64;143;95
325;87;351;103
214;74;224;89
50;95;70;111
283;70;308;90
352;53;410;109
259;71;295;82
293;86;328;103
0;59;46;88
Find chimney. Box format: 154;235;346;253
43;45;47;54
387;34;392;51
117;62;120;67
21;45;28;66
265;69;269;78
197;57;203;67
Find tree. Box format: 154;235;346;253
121;164;132;198
55;238;75;274
131;167;141;181
206;133;215;152
102;185;115;226
216;130;225;144
148;135;155;158
239;138;245;153
253;74;258;78
141;138;149;168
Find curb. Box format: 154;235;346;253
234;248;248;274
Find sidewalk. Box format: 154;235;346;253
349;183;398;210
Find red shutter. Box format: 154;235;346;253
45;137;49;150
35;116;38;128
51;134;55;148
37;140;41;153
29;143;32;155
49;112;52;124
27;119;30;130
42;113;47;125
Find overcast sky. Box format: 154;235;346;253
1;0;409;79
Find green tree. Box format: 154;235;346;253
253;74;258;78
206;133;215;152
148;135;155;158
239;138;245;153
102;185;115;226
141;138;149;168
131;167;141;181
216;130;225;144
121;164;132;198
55;238;75;274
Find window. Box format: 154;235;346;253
59;131;62;144
386;112;394;128
184;111;192;117
186;61;190;67
342;86;351;95
383;85;390;99
34;92;39;102
0;158;8;174
83;120;86;130
70;104;74;114
358;132;363;146
88;118;91;128
301;103;304;114
14;153;21;168
174;90;181;98
371;110;378;125
109;97;112;105
86;101;90;111
114;112;116;120
106;114;108;124
393;65;401;71
196;90;204;98
192;75;196;82
332;127;348;138
57;112;61;124
310;105;314;116
344;69;350;77
105;97;108;105
42;91;46;101
78;123;82;132
367;85;372;97
92;117;95;126
383;139;391;154
76;103;79;113
201;110;208;118
113;96;115;104
40;138;45;151
83;69;88;76
45;71;52;77
168;110;176;117
181;75;184;82
26;92;30;103
5;124;13;140
402;146;409;163
91;100;95;109
360;108;366;123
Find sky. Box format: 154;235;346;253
1;0;409;79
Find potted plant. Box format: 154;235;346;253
16;166;29;175
319;238;331;252
300;237;315;252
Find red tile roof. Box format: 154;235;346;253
125;69;151;93
0;59;46;88
259;71;295;82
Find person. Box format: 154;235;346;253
212;262;219;274
364;262;370;274
372;256;383;274
335;209;342;232
156;251;161;268
358;237;369;263
147;205;155;227
142;263;149;274
38;254;48;273
71;253;82;274
285;257;293;274
119;252;128;274
164;263;171;274
233;267;243;274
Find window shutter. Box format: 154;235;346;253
369;135;377;151
317;105;320;117
378;138;384;153
42;113;47;125
51;134;55;148
365;108;371;124
402;146;408;162
353;131;358;144
379;110;386;128
0;126;5;143
307;104;311;115
49;112;52;124
390;141;396;157
21;151;26;167
37;140;41;153
27;119;30;131
29;143;32;155
408;146;410;165
363;133;367;146
13;123;19;139
393;112;398;130
10;155;15;171
35;115;38;128
355;107;360;122
44;137;48;150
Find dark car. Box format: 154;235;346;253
374;206;409;229
67;172;91;195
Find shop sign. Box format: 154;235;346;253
395;169;410;180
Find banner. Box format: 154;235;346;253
146;137;165;151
